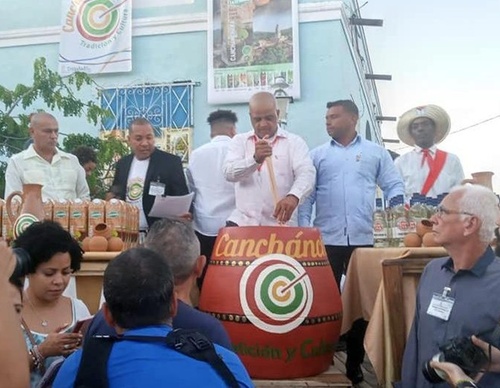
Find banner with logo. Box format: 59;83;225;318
208;0;300;104
58;0;132;76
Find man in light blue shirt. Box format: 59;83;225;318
298;99;404;384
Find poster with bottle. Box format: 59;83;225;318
207;0;300;104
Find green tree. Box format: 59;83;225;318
0;57;109;196
63;133;130;199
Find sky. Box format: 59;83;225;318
360;0;500;192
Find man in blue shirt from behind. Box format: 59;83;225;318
53;247;253;388
85;218;233;350
298;100;405;384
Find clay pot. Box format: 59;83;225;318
93;223;112;240
416;219;434;237
422;232;440;247
404;233;422;247
462;171;494;190
6;183;45;239
81;236;91;252
107;236;124;252
88;236;108;252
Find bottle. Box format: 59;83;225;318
391;195;408;247
408;194;427;234
373;198;388;247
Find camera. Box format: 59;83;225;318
422;337;489;383
11;247;31;280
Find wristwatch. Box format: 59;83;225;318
456;380;478;388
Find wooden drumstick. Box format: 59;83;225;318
265;156;279;207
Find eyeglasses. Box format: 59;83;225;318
435;205;474;218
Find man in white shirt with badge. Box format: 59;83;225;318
5;112;89;201
223;92;315;226
187;110;237;287
394;104;464;198
107;118;189;232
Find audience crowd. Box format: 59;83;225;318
1;95;495;388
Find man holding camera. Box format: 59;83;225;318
401;184;500;387
430;335;500;387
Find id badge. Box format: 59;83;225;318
426;292;455;321
149;181;165;196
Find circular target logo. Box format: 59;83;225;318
239;254;313;334
77;0;121;42
127;182;143;202
13;214;39;239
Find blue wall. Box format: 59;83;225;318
0;1;380;151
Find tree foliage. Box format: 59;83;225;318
62;133;130;199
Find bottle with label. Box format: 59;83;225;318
391;195;408;247
373;198;388;247
426;197;438;218
408;193;427;234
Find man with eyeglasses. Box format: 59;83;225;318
400;184;500;387
394;104;464;198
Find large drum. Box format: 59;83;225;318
199;226;342;379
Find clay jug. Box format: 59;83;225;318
6;184;45;239
93;223;112;240
462;171;494;190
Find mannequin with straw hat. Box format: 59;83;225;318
394;104;464;198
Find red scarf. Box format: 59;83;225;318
421;149;448;196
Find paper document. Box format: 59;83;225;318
148;192;194;218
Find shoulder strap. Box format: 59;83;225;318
74;336;116;388
74;330;239;388
421;149;448;196
165;329;240;388
21;318;46;375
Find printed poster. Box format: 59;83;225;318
58;0;132;76
208;0;300;104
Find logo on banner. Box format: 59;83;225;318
239;254;313;334
76;0;122;41
63;0;129;46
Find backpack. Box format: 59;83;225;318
74;328;239;388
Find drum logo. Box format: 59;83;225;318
239;254;313;334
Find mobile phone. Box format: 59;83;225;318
72;316;93;333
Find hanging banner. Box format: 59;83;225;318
208;0;300;104
58;0;132;77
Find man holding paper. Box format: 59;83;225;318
107;117;189;231
223;92;315;226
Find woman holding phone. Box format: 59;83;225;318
13;221;90;387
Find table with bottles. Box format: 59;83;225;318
373;193;445;248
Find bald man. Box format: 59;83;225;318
223;92;315;226
5;112;89;201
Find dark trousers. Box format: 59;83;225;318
325;245;371;291
325;244;371;370
195;231;217;289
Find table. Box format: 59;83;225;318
74;252;117;314
341;247;447;387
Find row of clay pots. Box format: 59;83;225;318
404;219;441;247
82;235;124;252
82;223;124;252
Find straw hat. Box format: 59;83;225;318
397;104;450;146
